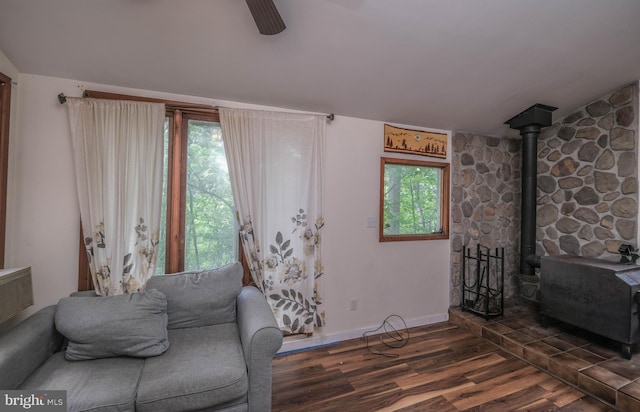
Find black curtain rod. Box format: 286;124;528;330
57;93;215;110
57;93;335;121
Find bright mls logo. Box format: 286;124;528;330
0;391;66;411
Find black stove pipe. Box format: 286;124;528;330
505;104;557;275
520;124;541;274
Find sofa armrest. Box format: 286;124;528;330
0;305;63;389
237;286;283;412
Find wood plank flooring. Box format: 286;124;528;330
450;305;640;411
272;321;615;411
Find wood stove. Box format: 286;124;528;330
540;255;640;359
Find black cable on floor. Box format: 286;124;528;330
362;314;409;358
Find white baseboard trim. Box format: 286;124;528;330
277;311;449;355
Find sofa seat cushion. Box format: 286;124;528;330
19;352;144;412
136;323;248;412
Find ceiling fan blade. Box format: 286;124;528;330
245;0;286;35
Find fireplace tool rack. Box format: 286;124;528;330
461;244;504;319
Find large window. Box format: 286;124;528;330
77;92;239;288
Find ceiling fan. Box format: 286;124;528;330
245;0;286;35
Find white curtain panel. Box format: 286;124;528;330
67;98;165;296
220;107;326;334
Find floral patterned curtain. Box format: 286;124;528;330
67;98;165;296
219;107;326;334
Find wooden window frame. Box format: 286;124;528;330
379;157;450;242
0;72;12;268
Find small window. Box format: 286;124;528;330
380;157;450;242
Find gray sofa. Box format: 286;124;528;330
0;262;283;412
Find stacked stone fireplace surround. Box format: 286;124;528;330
451;81;639;306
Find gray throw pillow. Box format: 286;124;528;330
146;262;243;329
55;289;169;361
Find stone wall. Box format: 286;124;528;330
450;82;638;307
450;133;521;306
520;82;639;301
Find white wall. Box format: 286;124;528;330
319;116;451;348
2;72;452;346
3;74;80;332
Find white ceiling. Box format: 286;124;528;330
1;0;640;136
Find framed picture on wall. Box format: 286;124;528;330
384;124;448;159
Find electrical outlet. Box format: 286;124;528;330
350;299;358;311
366;217;377;228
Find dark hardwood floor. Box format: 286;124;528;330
272;321;615;411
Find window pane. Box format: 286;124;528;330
155;117;170;274
184;119;237;270
384;163;441;235
380;157;449;241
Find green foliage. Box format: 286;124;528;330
156;119;237;273
384;164;441;235
184;120;236;270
